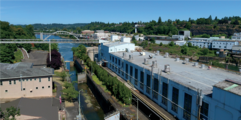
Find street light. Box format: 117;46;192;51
78;89;84;117
130;97;139;120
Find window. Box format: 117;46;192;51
118;59;120;66
39;78;41;82
9;80;11;85
23;88;25;91
30;79;32;81
0;81;2;85
125;64;128;79
162;82;168;106
201;102;209;120
134;68;138;85
140;71;144;90
48;86;50;88
130;66;133;77
115;58;117;64
42;86;44;89
110;55;111;60
26;79;28;81
153;78;159;100
146;74;151;94
36;87;38;89
35;78;36;81
172;87;179;113
5;90;8;92
183;93;192;120
112;56;114;62
14;80;16;84
48;77;50;81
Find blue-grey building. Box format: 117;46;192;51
98;42;241;120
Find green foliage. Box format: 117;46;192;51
140;40;148;49
61;82;79;101
169;41;175;46
149;47;153;51
193;34;210;38
201;48;209;55
14;49;23;63
181;46;189;55
0;106;20;120
132;36;136;41
55;71;69;81
159;42;163;46
150;37;155;44
73;45;132;105
188;42;192;47
185;22;192;29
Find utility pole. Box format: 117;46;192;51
49;39;51;61
20;73;22;91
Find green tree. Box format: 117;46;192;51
0;45;14;63
56;71;69;81
0;106;20;120
168;31;173;37
169;41;175;46
158;17;162;25
185;22;191;29
202;48;209;55
132;36;136;41
188;42;192;47
159;42;163;46
61;82;79;101
150;37;155;44
181;46;189;55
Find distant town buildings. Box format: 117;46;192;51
0;62;54;99
232;32;241;40
178;30;191;38
81;30;94;35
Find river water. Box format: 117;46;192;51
35;34;104;120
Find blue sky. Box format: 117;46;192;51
1;0;241;25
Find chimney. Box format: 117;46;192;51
164;52;169;58
201;64;205;69
176;58;180;62
164;64;170;73
194;62;199;67
144;58;149;65
152;60;157;68
156;51;160;56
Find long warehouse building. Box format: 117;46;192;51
98;42;241;120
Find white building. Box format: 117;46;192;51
121;37;131;43
232;32;241;40
93;33;110;39
187;39;213;49
98;42;135;61
232;45;241;53
175;41;187;46
212;40;239;50
134;35;144;41
172;35;185;41
111;35;119;41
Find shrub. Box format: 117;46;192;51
149;48;153;51
159;42;163;46
47;49;62;69
169;41;175;46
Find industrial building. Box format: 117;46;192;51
98;42;241;120
178;30;191;38
0;62;54;99
111;34;119;41
232;45;241;53
144;35;186;46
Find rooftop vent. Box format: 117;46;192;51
164;52;169;58
149;54;153;59
183;58;189;64
201;64;205;69
152;60;157;68
129;55;133;60
156;51;160;56
164;64;170;73
123;52;126;58
194;62;199;67
140;52;145;56
176;58;180;62
144;58;149;65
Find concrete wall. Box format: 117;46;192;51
0;77;52;99
87;47;99;61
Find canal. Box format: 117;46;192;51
35;34;104;120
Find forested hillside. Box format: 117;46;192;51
0;21;35;63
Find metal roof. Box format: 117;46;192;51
110;51;241;95
103;42;134;47
232;45;241;51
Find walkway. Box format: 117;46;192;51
102;67;176;120
19;48;29;59
53;81;79;120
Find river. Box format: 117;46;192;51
35;34;104;120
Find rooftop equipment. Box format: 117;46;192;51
194;62;199;67
164;64;170;73
201;64;205;69
156;51;160;56
149;54;153;59
144;58;149;65
183;58;189;64
176;58;180;62
152;61;157;68
164;52;169;58
129;55;133;60
140;52;145;56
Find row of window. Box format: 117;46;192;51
5;86;51;93
0;77;51;85
109;62;209;120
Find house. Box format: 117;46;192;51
212;40;239;50
232;45;241;53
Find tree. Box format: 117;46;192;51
132;36;136;41
47;49;62;69
56;71;69;81
185;22;191;29
215;16;218;21
208;15;212;22
0;106;20;120
0;45;14;63
158;17;162;25
188;42;192;47
202;48;209;55
181;47;189;55
168;31;172;37
150;37;155;44
61;82;79;101
169;41;174;46
159;42;163;46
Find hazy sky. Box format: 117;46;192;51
1;0;241;24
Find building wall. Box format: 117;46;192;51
0;77;52;99
187;41;212;49
111;35;119;41
121;37;131;43
105;51;241;120
212;41;239;50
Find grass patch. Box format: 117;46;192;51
65;101;74;107
14;49;23;63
